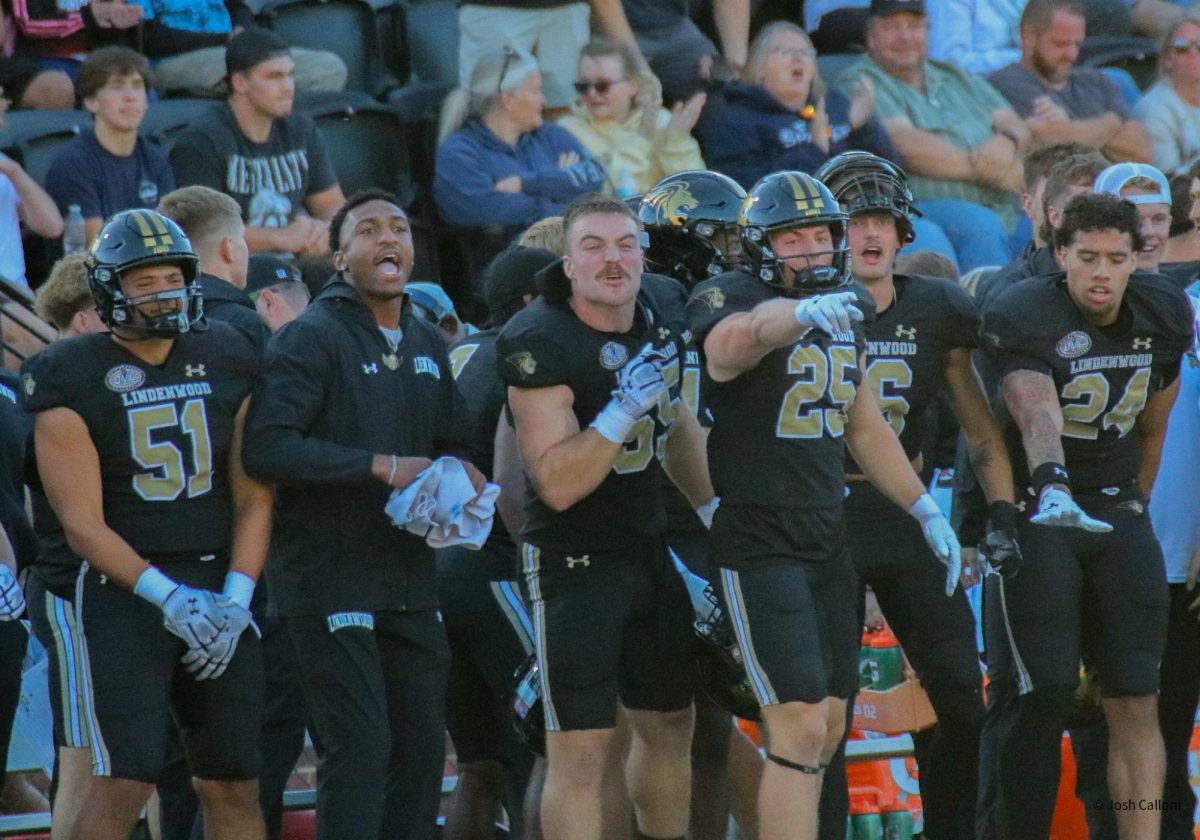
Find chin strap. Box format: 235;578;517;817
766;752;821;775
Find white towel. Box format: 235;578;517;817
385;457;499;549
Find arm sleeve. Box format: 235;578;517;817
302;119;338;195
434;133;560;228
241;322;377;485
139;18;229;56
518;126;607;201
170;129;226;192
43;147;101;217
495;327;569;390
225;0;254;30
979;298;1053;379
985;67;1042;117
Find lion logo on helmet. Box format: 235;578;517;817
644;181;700;227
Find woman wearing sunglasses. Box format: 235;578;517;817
558;38;706;198
435;45;605;238
1134;13;1200;177
697;20;895;189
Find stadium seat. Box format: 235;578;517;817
0;110;86;185
816;52;861;87
138;98;211;155
299;93;414;204
387;80;454;217
403;0;459;84
257;0;398;96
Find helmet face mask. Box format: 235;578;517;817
88;210;204;337
740;171;851;294
639;170;748;288
815;151;920;244
692;583;760;721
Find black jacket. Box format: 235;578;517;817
243;280;470;617
200;273;271;352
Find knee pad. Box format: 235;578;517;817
766;752;820;775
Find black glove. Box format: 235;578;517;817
980;500;1023;578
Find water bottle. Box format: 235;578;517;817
63;205;87;255
882;806;915;840
851;811;884;840
859;630;875;688
869;629;903;690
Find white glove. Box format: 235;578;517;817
591;342;670;443
695;496;720;530
0;566;24;620
794;291;864;335
181;597;260;681
136;568;228;654
1030;487;1113;533
909;494;962;596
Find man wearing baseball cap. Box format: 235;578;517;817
170;29;346;259
1094;161;1173;273
245;255;310;333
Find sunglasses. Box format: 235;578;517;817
1172;38;1200;54
574;78;625;95
497;45;519;95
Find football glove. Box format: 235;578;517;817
135;566;228;656
181;597;260;681
794;291;863;335
1030;487;1112;533
980;501;1023;578
0;566;24;620
592;342;670;443
909;494;962;596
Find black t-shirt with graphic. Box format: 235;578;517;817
170;102;338;230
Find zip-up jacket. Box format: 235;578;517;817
243;279;470;616
200;273;271;353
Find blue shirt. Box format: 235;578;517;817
129;0;230;34
44;129;175;221
1149;283;1200;582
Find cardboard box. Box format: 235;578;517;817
852;678;938;735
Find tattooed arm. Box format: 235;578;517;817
946;347;1015;504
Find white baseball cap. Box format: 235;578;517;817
1093;162;1171;205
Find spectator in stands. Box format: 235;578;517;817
698;21;894;189
1164;160;1200;262
171;29;346;256
0;103;62;286
927;0;1023;74
157;185;271;349
590;0;750;106
804;0;870;54
128;0;345;95
434;46;604;235
245;254;309;332
836;0;1029;272
45;47;175;245
458;0;589;111
558;38;705;197
989;0;1152;164
0;8;77;109
1135;13;1200;176
1009;139;1096;252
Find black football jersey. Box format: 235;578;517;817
982;271;1194;491
497;295;686;554
21;323;260;556
687;271;870;509
849;274;980;470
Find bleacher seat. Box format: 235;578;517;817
257;0;398;96
298;92;413;205
816;52;861;87
0;110;86;186
138;98;211;155
387;80;454;217
403;0;458;84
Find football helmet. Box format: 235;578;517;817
739;171;850;293
692;582;760;721
87;209;203;335
639;170;747;288
815;151;921;244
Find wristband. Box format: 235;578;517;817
987;500;1018;531
1031;462;1071;497
223;571;256;610
134;566;178;608
388;454;399;486
908;493;942;523
695;496;720;529
590;399;638;444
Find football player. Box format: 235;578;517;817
23;210;271;840
684;171;960;840
499;194;715;840
639;170;747;290
979;193;1194;840
813;150;1020;839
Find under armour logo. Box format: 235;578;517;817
187;597;200;616
1133;337;1152;350
565;555;591;569
185;364;206;378
658;327;671;340
895;325;916;340
363;363;379;374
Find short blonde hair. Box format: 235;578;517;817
518;215;566;256
742;21;825;100
157;185;243;251
35;253;93;331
